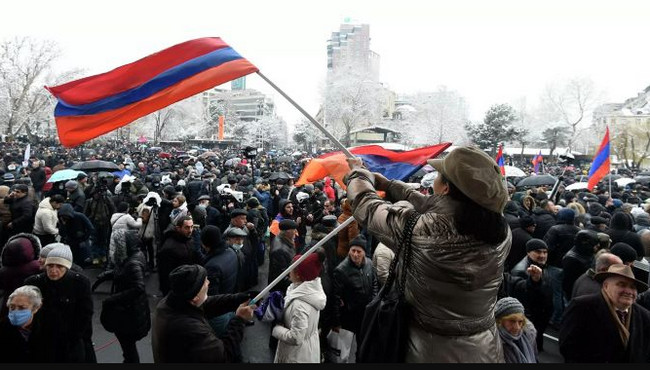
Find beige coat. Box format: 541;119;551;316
347;169;511;363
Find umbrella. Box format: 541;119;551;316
268;171;291;181
71;160;120;172
137;135;148;143
565;182;589;191
276;155;293;163
147;146;163;152
516;174;558;188
199;151;217;159
225;158;241;167
615;178;636;187
47;169;87;183
602;174;622;182
503;165;526;177
158;152;171;159
634;176;650;185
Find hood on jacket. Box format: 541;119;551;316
1;233;41;266
504;200;520;215
57;203;76;218
634;213;650;227
285;277;327;311
610;212;632;231
110;212;130;224
341;198;352;214
279;199;293;218
38;197;55;210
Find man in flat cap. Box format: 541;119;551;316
152;264;256;363
560;264;650;362
224;209;259;290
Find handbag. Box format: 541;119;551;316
356;210;420;363
325;328;357;363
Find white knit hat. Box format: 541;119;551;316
45;244;73;269
40;243;65;259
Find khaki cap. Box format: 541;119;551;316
427;146;508;214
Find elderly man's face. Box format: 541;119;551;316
232;215;247;228
603;276;637;310
349;246;366;266
527;249;548;266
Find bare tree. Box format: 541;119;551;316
611;120;650;170
541;77;603;151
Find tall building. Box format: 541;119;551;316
327;22;380;81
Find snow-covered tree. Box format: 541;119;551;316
0;37;80;139
246;115;288;149
541;126;571;159
540;77;603;151
400;86;469;145
465;103;522;156
323;63;384;146
293;118;323;152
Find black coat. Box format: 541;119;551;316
532;208;556;240
29;167;46;192
24;270;93;363
560;292;650;362
102;250;151;339
157;229;201;296
202;247;239;295
507;227;532;272
561;247;594;300
543;222;581;267
332;256;379;334
0;313;47;362
268;235;295;295
151;292;249;363
511;256;553;346
4;195;34;235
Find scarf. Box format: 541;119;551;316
601;289;631;347
498;325;537;363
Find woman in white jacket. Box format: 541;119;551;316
109;202;143;266
272;248;327;363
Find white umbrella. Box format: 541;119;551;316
565;182;590;191
615;178;636;187
504;165;526;177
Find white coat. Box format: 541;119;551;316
272;277;327;363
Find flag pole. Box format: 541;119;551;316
256;71;354;158
250;216;355;306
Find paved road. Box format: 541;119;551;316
85;252;562;363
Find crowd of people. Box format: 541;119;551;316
0;138;649;363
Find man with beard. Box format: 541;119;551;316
511;238;554;351
157;216;201;296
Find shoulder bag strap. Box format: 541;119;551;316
382;210;420;298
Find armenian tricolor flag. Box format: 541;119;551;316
532;151;543;174
495;144;505;176
296;143;451;188
46;37;258;147
587;127;610;191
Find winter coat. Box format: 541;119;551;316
507;227;533;272
268;235;296;295
336;200;360;259
372;242;395;286
252;188;272;215
560;291;650;362
346;170;510;362
24;270;93;363
110;212;142;231
273;278;327;363
29;166;47;192
57;203;94;246
0;233;42;316
0;312;48;362
0;186;13;225
151;292;249;363
202;246;239;295
5;195;35;235
100;235;150;340
66;188;86;213
532;208;556;239
157;228;201;296
332;256;378;334
33;198;59;236
543;222;581;267
571;269;600;298
561;246;594;300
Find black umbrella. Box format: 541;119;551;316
268;171;291;181
71;160;120;172
634;176;650;185
602;174;622;182
516;174;558;188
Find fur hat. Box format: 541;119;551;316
610;243;638;264
169;264;207;300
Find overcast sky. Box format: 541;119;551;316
3;0;650;133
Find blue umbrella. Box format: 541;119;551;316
47;169;87;183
